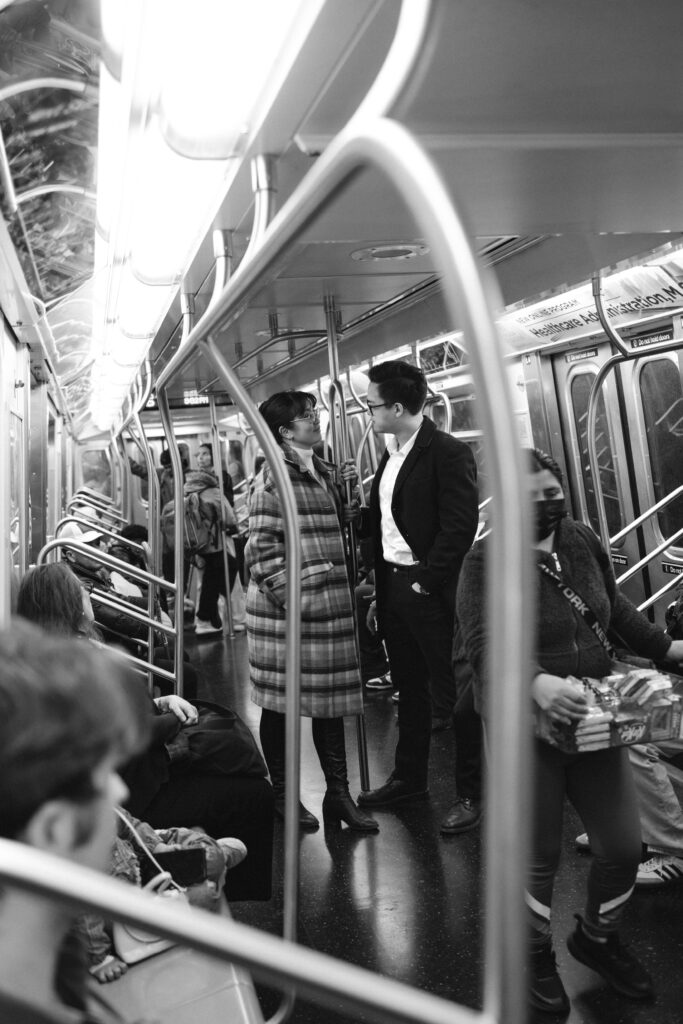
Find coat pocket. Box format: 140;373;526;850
300;561;336;620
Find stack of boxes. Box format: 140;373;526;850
535;663;683;752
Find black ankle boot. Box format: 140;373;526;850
567;914;653;1001
529;939;570;1014
312;718;379;833
322;790;379;832
274;796;319;831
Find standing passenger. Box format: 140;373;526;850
246;390;378;833
357;360;481;828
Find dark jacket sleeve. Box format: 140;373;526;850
415;441;479;594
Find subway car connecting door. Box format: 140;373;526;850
550;343;646;610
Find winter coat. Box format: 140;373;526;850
245;443;363;718
183;470;236;557
456;515;673;716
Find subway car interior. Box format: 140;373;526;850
1;1;683;1022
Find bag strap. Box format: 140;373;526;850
114;808;184;892
538;561;615;657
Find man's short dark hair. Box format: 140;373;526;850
367;360;428;415
258;391;317;445
0;622;149;839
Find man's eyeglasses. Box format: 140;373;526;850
365;401;391;416
291;411;320;423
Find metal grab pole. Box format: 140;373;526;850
328;379;371;792
198;335;302;991
208;393;235;637
156;385;185;698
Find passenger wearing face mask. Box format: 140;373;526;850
456;448;683;1015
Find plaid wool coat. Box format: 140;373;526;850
245;444;363;718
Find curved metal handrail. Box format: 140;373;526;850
426;382;452;432
56;516;142;550
153;113;532;1022
0;840;487;1024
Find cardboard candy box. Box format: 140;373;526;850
534;663;683;752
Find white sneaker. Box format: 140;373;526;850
194;618;222;635
575;832;591;853
636;854;683;887
216;837;248;870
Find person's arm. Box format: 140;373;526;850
611;590;676;662
415;442;479;593
245;485;287;607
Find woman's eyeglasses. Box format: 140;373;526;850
291;411;320;423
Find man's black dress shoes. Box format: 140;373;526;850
357;777;429;807
440;797;481;834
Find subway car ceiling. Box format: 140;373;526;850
3;0;683;434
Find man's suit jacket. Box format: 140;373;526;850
364;417;479;618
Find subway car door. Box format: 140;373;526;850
617;332;683;626
551;343;645;609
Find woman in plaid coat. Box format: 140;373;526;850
246;391;378;833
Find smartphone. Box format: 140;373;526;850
154;848;208;886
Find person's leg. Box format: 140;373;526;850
628;743;683;856
311;717;378;831
565;747;652;1000
259;708;318;830
355;582;388;680
453;670;483;802
196;552;221;626
527;741;570;1013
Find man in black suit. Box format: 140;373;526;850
357;360;482;832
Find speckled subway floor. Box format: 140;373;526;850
188;629;683;1024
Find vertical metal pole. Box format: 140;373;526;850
157;387;184;698
209;394;235;637
324;296;370;792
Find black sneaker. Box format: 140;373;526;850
366;672;392;690
566;914;654;1001
529;940;570;1015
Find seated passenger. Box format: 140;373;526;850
77;806;246;984
16;564;273;901
17;562;198;700
456;448;683;1014
0;622;148;1023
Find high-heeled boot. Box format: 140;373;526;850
259;709;319;831
312;718;379;832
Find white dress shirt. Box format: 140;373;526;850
379;427;421;564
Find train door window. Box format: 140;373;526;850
80;447;112;497
569;373;623;537
638;358;683;539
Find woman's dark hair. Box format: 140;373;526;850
258;391;317;445
199;442;214;464
367;360;428;415
17;563;98;639
525;448;565;488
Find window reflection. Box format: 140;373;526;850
640;359;683;540
570;373;623;537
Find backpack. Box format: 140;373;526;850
160;492;218;555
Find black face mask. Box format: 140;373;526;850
535;498;566;541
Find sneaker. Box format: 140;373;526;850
366;672;392;690
566;914;653;1000
194;618;222;636
575;832;591;853
231;623;246;634
529;940;570;1015
636;854;683;887
391;691;400;703
216;837;248;870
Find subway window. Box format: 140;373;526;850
570;373;623;537
639;358;683;540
